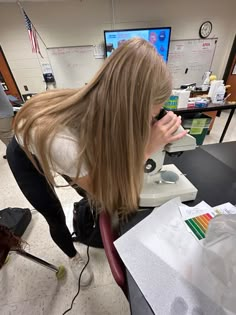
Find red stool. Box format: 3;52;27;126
99;211;128;298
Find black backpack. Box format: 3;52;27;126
0;207;32;237
72;199;103;248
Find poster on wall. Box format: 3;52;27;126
93;44;105;59
41;63;55;83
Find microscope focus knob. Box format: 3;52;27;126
144;159;156;173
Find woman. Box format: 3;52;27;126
0;84;14;158
6;38;187;287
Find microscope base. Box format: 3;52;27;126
140;164;198;207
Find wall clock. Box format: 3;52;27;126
199;21;212;38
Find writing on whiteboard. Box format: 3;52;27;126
168;38;217;88
47;45;104;88
51;46;94;56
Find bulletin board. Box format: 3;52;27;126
168;38;218;88
47;45;104;88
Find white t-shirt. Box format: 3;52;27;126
16;127;87;178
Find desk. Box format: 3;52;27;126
173;102;236;143
121;142;236;315
12;100;24;115
201;141;236;172
13;106;23;114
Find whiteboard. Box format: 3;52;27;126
47;39;217;90
168;38;217;88
47;46;104;88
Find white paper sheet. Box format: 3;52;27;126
115;198;234;315
213;203;236;215
179;201;212;220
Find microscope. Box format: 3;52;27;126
140;109;198;207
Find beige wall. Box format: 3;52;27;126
0;0;235;94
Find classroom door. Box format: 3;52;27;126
0;46;22;100
226;55;236;102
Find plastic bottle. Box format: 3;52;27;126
213;84;225;104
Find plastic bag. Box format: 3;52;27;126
203;214;236;314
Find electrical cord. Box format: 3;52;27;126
62;206;98;314
62;244;90;315
62;203;99;314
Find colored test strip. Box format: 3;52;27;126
185;213;214;240
197;215;209;228
185;219;205;240
206;213;214;220
192;217;207;233
197;213;213;230
199;214;211;226
189;218;206;237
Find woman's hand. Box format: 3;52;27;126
145;111;188;160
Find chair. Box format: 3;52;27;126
0;225;66;280
99;211;128;298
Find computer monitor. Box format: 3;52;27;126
104;27;171;62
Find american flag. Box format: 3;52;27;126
23;10;43;58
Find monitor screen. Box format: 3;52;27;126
104;27;171;62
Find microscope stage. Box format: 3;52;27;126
140;164;198;207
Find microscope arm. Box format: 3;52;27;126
144;126;196;182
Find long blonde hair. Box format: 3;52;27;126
14;38;172;216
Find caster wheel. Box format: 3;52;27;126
4;255;10;265
56;265;66;280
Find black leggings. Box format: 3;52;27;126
6;137;84;258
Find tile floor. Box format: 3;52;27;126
0;153;130;314
203;110;236;145
0;110;235;315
